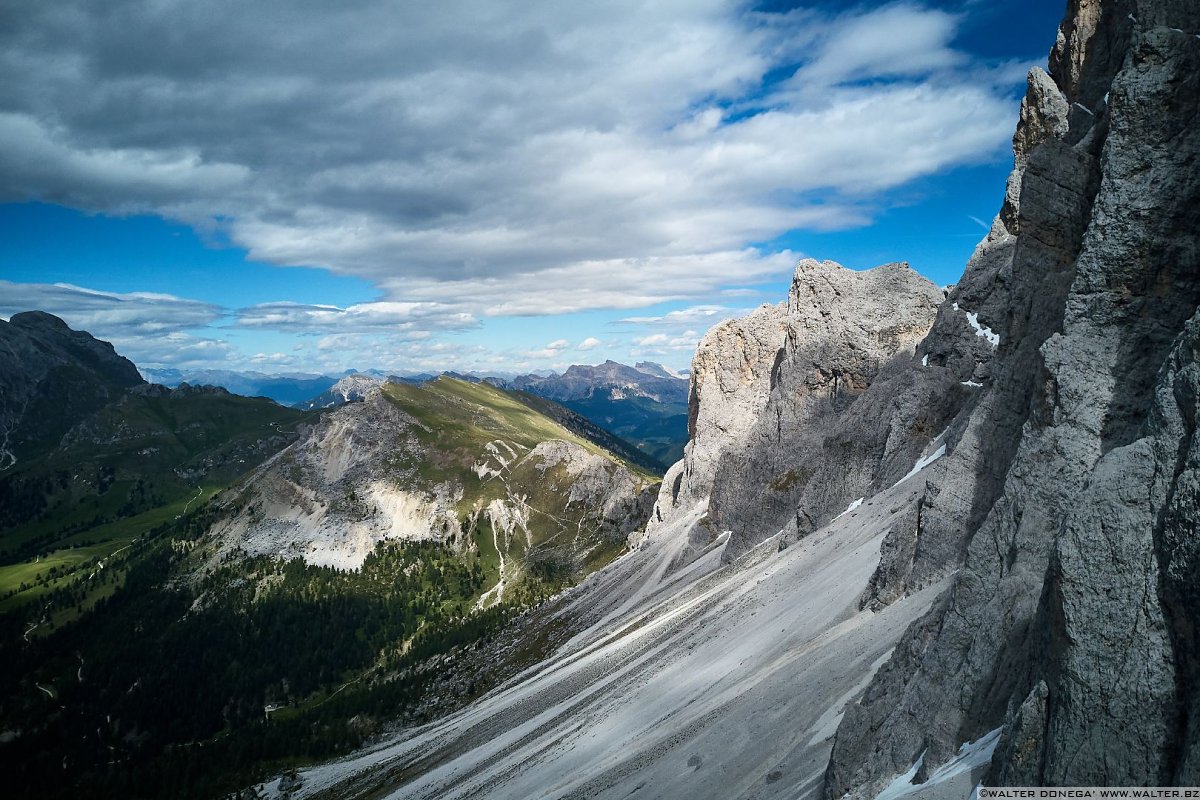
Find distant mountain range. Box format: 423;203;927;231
490;360;690;468
143;359;693;470
139;367;360;407
500;360;688;404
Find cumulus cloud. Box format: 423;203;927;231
126;332;238;370
0;0;1024;318
577;337;602;351
631;329;704;357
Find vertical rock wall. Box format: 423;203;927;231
826;0;1200;793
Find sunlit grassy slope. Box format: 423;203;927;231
379;377;659;590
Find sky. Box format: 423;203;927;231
0;0;1064;376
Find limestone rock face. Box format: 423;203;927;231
825;1;1200;794
648;298;789;546
648;260;945;563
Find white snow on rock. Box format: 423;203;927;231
873;727;1004;800
891;442;948;489
952;302;1000;349
833;497;864;521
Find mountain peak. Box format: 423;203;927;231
8;310;72;331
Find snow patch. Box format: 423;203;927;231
833;497;864;521
891;444;947;489
952;302;1000;349
961;380;983;388
920;354;929;367
874;728;1004;800
876;752;925;800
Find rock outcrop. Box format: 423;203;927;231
302;373;384;409
648;259;946;562
824;0;1200;794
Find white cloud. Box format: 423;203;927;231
118;331;238;370
0;279;222;336
0;1;1022;318
618;305;752;330
629;327;704;360
234;300;477;333
577;336;601;351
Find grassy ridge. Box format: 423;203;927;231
381;377;657;593
383;377;659;479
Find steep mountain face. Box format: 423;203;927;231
649;260;947;563
0;311;144;469
826;0;1200;793
206;377;658;599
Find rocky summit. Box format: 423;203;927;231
0;311;145;470
648;259;948;564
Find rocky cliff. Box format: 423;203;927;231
646;0;1200;792
649;259;947;563
0;311;144;469
824;0;1200;793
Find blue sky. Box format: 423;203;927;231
0;0;1063;375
